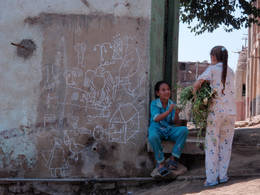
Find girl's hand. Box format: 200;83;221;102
175;108;180;114
168;104;175;113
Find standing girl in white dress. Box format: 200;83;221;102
193;46;236;186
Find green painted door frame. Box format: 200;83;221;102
150;0;180;101
150;0;166;100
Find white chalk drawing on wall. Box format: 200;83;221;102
44;33;144;135
46;93;58;109
94;42;113;66
82;68;115;120
93;33;126;66
43;114;57;129
42;64;60;90
41;130;90;177
64;68;83;87
108;103;140;144
41;34;146;176
116;35;147;100
56;35;69;130
119;48;142;97
42;36;67;90
63;131;86;161
41;138;69;177
77;127;92;135
74;42;87;67
93;125;106;140
67;114;79;130
111;33;123;60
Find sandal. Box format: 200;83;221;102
219;177;229;184
204;180;218;187
167;159;178;170
157;166;170;177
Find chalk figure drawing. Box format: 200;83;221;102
41;138;69;177
109;103;140;143
42;34;146;177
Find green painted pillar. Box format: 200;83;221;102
164;0;180;102
150;0;166;100
150;0;180;101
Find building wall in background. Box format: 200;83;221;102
177;61;209;87
247;0;260;118
235;47;247;121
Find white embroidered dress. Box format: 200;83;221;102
197;62;236;184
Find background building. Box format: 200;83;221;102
246;0;260;119
235;0;260;121
235;47;247;121
177;61;209;87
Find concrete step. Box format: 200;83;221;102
147;127;260;155
147;136;205;155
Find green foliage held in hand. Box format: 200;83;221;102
179;81;217;139
192;81;217;138
178;86;193;110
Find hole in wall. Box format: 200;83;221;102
12;39;36;59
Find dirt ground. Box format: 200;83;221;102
133;116;260;195
133;151;260;195
135;177;260;195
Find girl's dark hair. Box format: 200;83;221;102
210;46;228;95
154;80;171;98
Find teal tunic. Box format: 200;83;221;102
148;98;188;163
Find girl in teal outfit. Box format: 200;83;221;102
148;81;189;176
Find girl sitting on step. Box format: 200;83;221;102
148;80;189;177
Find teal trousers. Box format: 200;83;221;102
148;125;188;163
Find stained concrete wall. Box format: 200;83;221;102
0;0;153;178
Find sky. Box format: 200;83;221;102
178;22;248;72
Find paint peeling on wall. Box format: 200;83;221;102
0;128;37;171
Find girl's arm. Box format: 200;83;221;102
194;65;212;95
154;104;174;122
193;79;205;95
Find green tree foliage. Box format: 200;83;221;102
180;0;260;34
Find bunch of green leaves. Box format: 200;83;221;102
178;86;193;110
192;81;217;138
179;81;217;139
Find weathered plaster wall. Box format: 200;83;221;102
235;48;247;121
0;0;152;178
247;1;260;117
